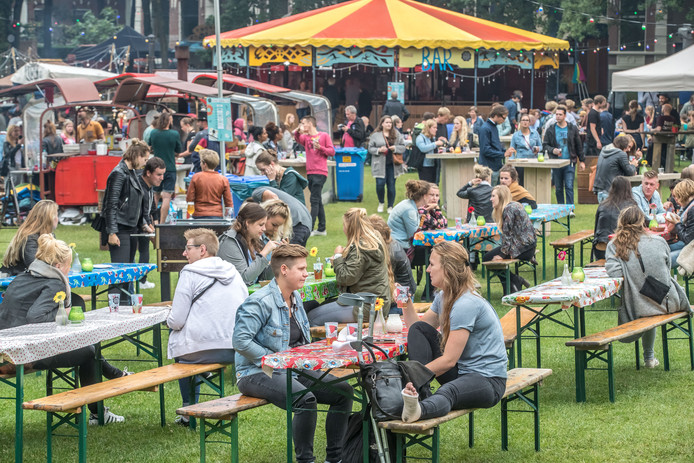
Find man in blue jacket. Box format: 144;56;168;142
478;105;514;185
504;90;523;130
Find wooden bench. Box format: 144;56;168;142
499;307;542;369
586;259;605;268
566;312;694;402
23;363;227;463
549;229;594;277
481;258;537;296
378;368;553;462
176;368;356;463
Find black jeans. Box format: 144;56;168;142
376;162;396;207
291;223;311;247
33;345;124;414
418;166;437;183
482;244;536;294
407;322;506;420
307;174;327;232
137;236;150;283
108;228;138;297
238;370;352;463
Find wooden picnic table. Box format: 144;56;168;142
261;331;408;463
633;130;694;173
0;305;170;463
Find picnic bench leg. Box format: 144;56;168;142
635;340;641;370
91;286;96;311
230;417;239;463
516;306;523;368
432;427;440;463
533;384;541;451
199;418;206;463
501;396;509;450
575;349;586;403
46;412;53;463
286;370;293;463
553;248;558;279
78;409;87;463
468;412;474;448
395;433;404;463
608;345;616;403
153;323;165;427
535;322;542;368
504;268;511;296
541;222;547;281
662;324;671;371
14;364;24;463
688;316;694;371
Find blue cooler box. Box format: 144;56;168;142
334;147;367;202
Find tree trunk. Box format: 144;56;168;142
42;0;53;57
142;0;152;36
151;0;170;68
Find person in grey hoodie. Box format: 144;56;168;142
592;135;639;203
167;228;248;426
606;206;691;369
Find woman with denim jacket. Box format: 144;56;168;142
233;244;352;463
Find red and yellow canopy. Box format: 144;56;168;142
204;0;569;51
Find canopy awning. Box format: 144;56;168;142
0;78;100;105
204;0;569;51
612;46;694;92
10;62;116;85
111;76;229;104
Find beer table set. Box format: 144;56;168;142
0;263;157;309
0;305;170;463
261;331;408;463
501;267;622;400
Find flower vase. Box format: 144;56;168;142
639;165;647;175
560;263;573;286
374;309;387;336
55;301;68;327
468;212;477;226
71;250;81;274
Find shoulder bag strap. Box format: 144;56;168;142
181;278;218;327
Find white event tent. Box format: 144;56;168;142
612;46;694;92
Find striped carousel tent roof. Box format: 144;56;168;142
204;0;569;51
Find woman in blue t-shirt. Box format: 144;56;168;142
400;241;507;422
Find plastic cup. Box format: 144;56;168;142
313;262;323;280
108;294;120;313
347;323;358;337
131;294;143;314
455;218;463;230
396;285;410;308
325;322;338;345
187;202;195;219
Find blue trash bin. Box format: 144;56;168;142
334;147;367;202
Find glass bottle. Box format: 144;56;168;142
561;263;573;286
70;250;81;274
373;308;387;336
55;300;68;327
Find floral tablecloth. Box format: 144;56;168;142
248;276;339;302
0;305;170;365
529;204;575;222
413;224;500;247
0;263;158;290
262;331;408;372
501;267;621;309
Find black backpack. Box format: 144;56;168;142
407;137;425;170
341;406;399;463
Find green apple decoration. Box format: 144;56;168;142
476;215;486;226
81;257;93;272
537;154;545;162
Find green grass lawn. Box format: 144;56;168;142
1;166;693;462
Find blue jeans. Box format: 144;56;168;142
376;162;396;207
176;349;235;406
670;241;686;268
552;163;575;204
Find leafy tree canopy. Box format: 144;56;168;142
62;8;120;48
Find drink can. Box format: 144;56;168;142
455;217;463;230
108;294;120;313
325;322;338;345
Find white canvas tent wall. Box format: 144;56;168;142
612;46;694;92
11;62;115;85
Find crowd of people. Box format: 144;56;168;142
3;88;694;463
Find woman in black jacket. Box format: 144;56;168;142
593;176;637;260
1;124;24;178
456;164;493;222
0;235;128;424
101;139;151;293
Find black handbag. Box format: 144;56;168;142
91;214;106;233
359;342;434;422
637;254;670;304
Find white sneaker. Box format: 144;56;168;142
89;408;125;425
644;358;660;369
139;281;155;290
377;203;384;213
310;230;327;236
387;207;393;214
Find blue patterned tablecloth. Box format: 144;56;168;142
0;263;157;290
529;204;574;222
412;204;574;247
